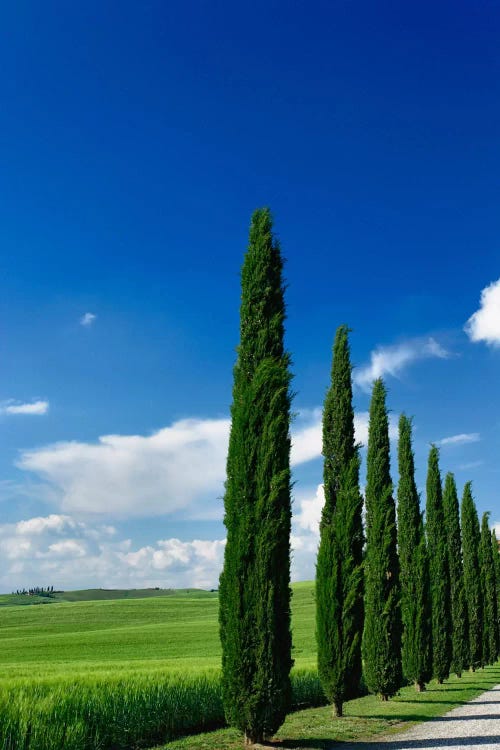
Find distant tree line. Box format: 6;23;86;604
13;586;57;597
219;209;500;747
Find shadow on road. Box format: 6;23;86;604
278;735;500;749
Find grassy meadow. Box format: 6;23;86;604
0;581;321;748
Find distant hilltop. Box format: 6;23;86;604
0;587;219;607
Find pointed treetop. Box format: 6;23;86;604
323;324;358;482
238;207;286;379
367;378;390;456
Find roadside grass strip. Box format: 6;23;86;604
157;665;500;750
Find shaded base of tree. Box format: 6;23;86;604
437;679;444;685
470;666;475;673
333;701;343;718
415;682;426;692
245;731;263;747
380;695;389;702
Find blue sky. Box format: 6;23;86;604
1;1;500;592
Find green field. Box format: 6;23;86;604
0;587;217;607
0;581;315;680
0;581;321;748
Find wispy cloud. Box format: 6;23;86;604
457;460;484;471
1;400;49;416
465;278;500;346
354;337;451;391
80;312;97;327
437;433;480;447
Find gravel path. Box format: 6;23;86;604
344;685;500;749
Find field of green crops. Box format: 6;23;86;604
0;581;323;749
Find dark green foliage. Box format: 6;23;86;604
492;530;500;644
443;473;469;676
316;326;364;716
219;209;293;744
461;483;483;670
397;415;432;690
362;379;402;699
480;513;499;665
425;446;452;682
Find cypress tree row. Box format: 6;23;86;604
443;472;469;677
461;482;483;671
316;325;364;717
480;512;499;665
362;378;402;700
425;446;452;683
219;208;293;746
397;415;432;691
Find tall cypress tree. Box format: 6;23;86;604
219;208;293;746
480;512;499;665
443;472;469;677
461;482;483;671
397;415;432;691
362;378;402;700
316;325;364;717
491;529;500;649
425;446;452;683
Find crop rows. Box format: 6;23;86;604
0;668;325;750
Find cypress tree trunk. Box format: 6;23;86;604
397;415;432;691
316;325;364;718
461;483;483;671
425;446;452;683
219;208;293;745
362;379;402;699
480;512;499;665
443;472;469;677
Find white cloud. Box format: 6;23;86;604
354;337;450;391
437;433;480;446
1;400;49;416
48;539;87;558
295;484;324;535
291;409;323;464
465;278;500;346
18;418;231;517
80;312;97;327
